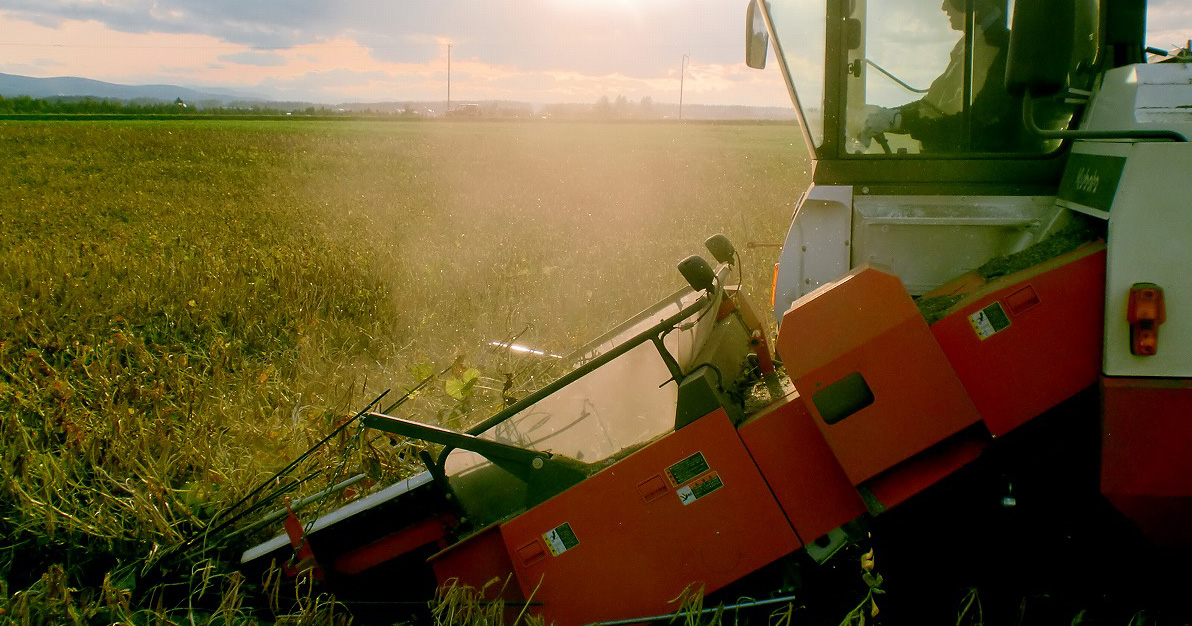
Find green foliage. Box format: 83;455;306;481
445;368;481;400
838;548;884;626
0;93;338;117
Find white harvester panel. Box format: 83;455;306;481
1082;64;1192;140
774;187;1069;322
1094;141;1192;378
851;194;1060;294
773;184;853;318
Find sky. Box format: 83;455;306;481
0;0;795;106
0;0;1189;107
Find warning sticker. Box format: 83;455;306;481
968;302;1011;340
543;522;580;556
677;472;724;506
667;452;710;486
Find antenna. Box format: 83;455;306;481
679;53;689;120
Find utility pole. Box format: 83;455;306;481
447;44;452;115
679;54;689;120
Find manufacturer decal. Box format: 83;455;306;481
1056;153;1126;218
677;472;724;506
969;302;1011;340
667;452;710;485
542;522;580;556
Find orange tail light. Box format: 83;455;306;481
1127;282;1165;356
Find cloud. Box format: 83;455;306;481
218;50;286;66
1148;0;1192;51
0;4;796;106
23;0;1188;108
1;0;746;74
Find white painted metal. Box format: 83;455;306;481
1102;141;1192;377
773;187;1066;323
1081;64;1192;139
773;184;853;321
851;194;1062;294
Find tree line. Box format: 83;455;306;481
0;94;325;116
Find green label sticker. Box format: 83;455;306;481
543;522;579;556
969;302;1011;340
677;473;724;506
667;452;710;485
1057;153;1127;216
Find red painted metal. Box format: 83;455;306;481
498;409;800;626
738;390;866;543
283;505;323;580
932;244;1106;436
1101;376;1192;547
776;265;982;484
429;523;526;612
862;430;987;512
333;514;454;575
749;330;777;375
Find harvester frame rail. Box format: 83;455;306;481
429;292;711;474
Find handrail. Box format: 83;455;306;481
1023;94;1188;142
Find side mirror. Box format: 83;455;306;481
746;0;769;69
1005;0;1075;96
844;18;862;51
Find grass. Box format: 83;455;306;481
0;118;807;622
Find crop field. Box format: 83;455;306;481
0;119;807;622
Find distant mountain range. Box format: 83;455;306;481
0;73;266;105
0;72;798;120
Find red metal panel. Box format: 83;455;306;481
776;266;981;484
499;410;800;626
862;430;987;511
737;392;866;543
333;515;452;576
429;524;526;624
1101;376;1192;547
932;244;1106;436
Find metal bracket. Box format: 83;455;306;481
363;412;590;507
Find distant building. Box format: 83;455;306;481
446;103;480;117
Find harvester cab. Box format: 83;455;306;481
238;1;1192;623
749;0;1189;305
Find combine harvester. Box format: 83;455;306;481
241;0;1191;622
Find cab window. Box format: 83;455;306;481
843;0;1069;156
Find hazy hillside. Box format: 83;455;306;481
0;72;798;120
0;73;262;105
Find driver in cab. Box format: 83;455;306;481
858;0;1017;153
